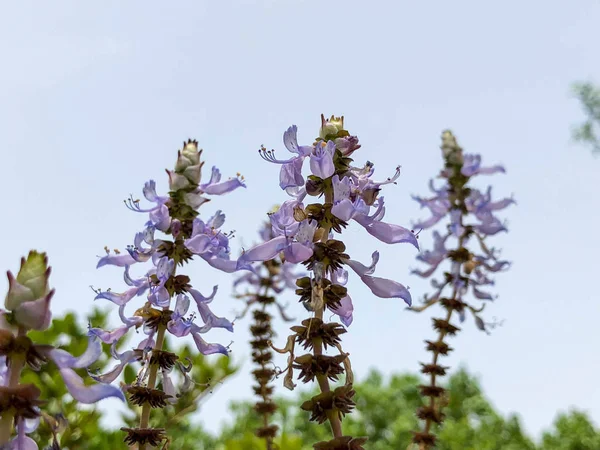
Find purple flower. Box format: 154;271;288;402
260;125;313;190
8;418;39;450
345;252;412;306
183;211;250;273
461;154;505;177
200;166;246;195
91;140;246;400
48;336;126;403
412;231;449;278
309;141;336;179
247;121;419;325
411;134;514;330
412;155;512;238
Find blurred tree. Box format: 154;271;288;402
572;82;600;154
24;310;600;449
215;369;600;450
539;410;600;450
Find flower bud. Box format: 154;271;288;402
181;139;201;166
170;140;205;189
319;114;345;139
14;289;54;330
293;205;308;222
166;169;191;191
170;219;182;238
305;177;324;197
334;135;361;157
361;187;380;206
440;130;464;165
5;251;51;311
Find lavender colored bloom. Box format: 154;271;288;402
8;419;38;450
410;130;514;449
411;134;513;307
94;142;242;359
309;140;336;179
332;295;354;327
247;122;418;311
91;140;248;445
250;116;419;448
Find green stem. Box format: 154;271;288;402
138;324;167;450
419;208;467;449
0;352;26;444
314;189;343;439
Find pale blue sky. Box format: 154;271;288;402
1;0;599;439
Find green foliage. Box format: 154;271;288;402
24;309;236;449
540;410;600;450
214;368;600;450
572;82;600;154
22;310;600;449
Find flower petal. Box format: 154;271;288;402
89;349;139;384
191;331;229;356
195;302;234;333
473;287;495;300
94;286;139;306
10;434;38;450
283;242;313;263
354;215;419;249
161;368;177;403
202;254;247;273
283;125;301;154
331;198;357;222
189;286;218;305
203;177;246;195
149;205;171;232
344;253;380;277
332;295;354;327
185;234;213;254
279;157;305;190
239;236;287;263
88;325;130;344
13;290;54;330
358;274;412;306
59;367;125;403
50;336;102;369
97;254;137;268
309;141;335;179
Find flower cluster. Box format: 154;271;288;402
91;140;247;448
410;131;514;449
233;220;302;448
0;251;123;449
241;115;418;449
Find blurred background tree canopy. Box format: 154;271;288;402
26;311;600;449
573;81;600;155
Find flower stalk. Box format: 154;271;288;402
252;287;277;450
0;337;26;443
241;116;418;449
410;130;514;448
235;221;302;448
92;140;248;448
138;323;167;450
